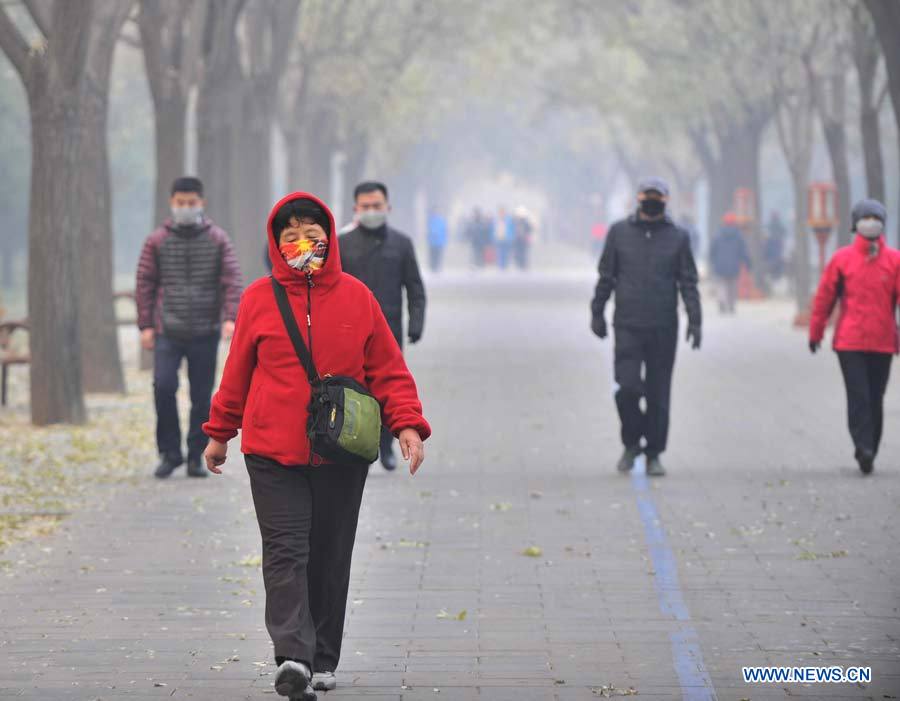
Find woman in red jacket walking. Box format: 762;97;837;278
809;199;897;475
202;193;431;699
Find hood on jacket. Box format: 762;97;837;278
267;192;342;290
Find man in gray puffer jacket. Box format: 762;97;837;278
136;176;243;479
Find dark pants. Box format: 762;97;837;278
246;454;369;672
153;333;219;462
837;351;892;458
613;325;678;457
428;244;445;273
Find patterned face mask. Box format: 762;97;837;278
279;238;328;271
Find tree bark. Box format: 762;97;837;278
852;3;886;202
152;96;188;224
234;85;272;281
0;1;102;423
27;98;87;424
864;0;900;231
78;1;131;395
810;70;853;245
196;0;244;237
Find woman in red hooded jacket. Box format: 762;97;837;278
809;198;897;475
202;193;431;699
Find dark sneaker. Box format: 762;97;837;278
380;448;397;472
312;671;336;691
617;446;641;473
154;455;183;479
187;457;208;478
857;450;874;475
274;660;316;700
646;456;667;477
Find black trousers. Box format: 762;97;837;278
245;454;368;672
613;325;678;457
837;351;892;458
153;333;219;461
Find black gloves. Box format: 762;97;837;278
408;332;422;345
686;325;701;350
591;316;608;339
809;340;820;354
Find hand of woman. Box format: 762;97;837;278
398;428;425;475
204;438;227;474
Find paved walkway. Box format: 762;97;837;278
1;263;899;700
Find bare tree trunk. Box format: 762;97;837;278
197;67;242;236
853;3;886;202
79;79;126;394
1;1;101;424
864;0;900;230
77;2;132;394
812;72;853;245
196;0;244;237
152;97;187;224
342;129;369;207
27;94;87;424
792;169;812;312
234;87;271;281
288;106;338;200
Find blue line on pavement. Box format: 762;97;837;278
632;465;717;701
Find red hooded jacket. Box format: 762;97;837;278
809;235;900;354
202;192;431;466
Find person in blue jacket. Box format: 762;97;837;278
427;205;449;273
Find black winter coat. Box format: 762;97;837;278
339;224;426;347
591;214;702;329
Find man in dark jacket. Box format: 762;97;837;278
710;212;752;314
339;181;426;471
136;176;243;479
590;177;702;477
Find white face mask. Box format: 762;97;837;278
172;205;204;227
358;210;387;230
857;218;884;239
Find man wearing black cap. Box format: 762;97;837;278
339;181;426;472
590;177;702;476
137;176;243;479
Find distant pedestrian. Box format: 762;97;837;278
136;176;242;480
494;206;514;270
590;177;702;477
339;182;427;471
512;206;535;271
765;212;786;281
427;205;449;273
710;212;751;314
591;221;608;259
809;199;898;475
679;213;701;255
202;192;429;698
464;208;484;268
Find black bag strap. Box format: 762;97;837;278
270;276;319;383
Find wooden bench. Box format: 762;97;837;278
0;319;29;406
115;290;152;370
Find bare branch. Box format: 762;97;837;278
0;4;32;78
22;0;49;38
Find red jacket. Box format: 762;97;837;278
203;192;431;466
809;235;900;354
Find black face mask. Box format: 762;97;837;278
639;198;666;217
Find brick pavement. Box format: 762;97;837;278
1;262;898;700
